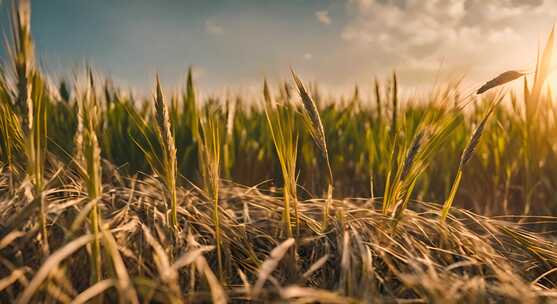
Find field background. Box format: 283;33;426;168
3;1;557;303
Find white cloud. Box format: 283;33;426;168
340;0;557;85
205;19;224;35
315;10;331;25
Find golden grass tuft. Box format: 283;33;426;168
263;79;299;238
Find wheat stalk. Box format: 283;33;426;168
441;104;495;222
199;108;223;280
71;69;104;293
391;71;398;136
9;0;33;132
476;71;525;95
8;0;51;254
374;77;382;123
223;95;236;178
400;130;424;181
523;28;554;214
290;69;334;230
154;76;179;229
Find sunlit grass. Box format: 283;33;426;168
3;1;557;303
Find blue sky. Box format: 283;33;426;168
1;0;556;96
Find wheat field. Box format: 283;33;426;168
3;1;557;303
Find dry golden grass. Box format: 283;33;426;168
3;1;557;303
1;173;557;302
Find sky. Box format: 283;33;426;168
0;0;556;96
